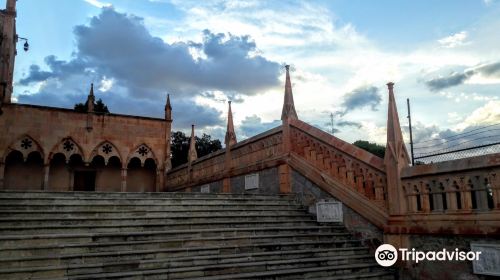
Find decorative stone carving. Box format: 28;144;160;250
316;201;343;223
50;137;83;162
90;141;122;165
8;135;44;161
127;144;157;167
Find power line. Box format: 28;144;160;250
413;128;500;149
414;135;500;157
414;141;500;160
414;123;500;144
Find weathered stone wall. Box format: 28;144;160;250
400;235;499;280
230;167;280;194
291;170;383;245
191;180;223;193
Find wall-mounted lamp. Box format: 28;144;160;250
17;36;29;52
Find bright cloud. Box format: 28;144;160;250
84;0;112;8
438;31;469;48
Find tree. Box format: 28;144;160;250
74;98;110;115
170;131;222;168
353;140;385;158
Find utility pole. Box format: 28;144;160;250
407;98;415;165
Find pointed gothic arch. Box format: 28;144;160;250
88;141;123;165
49;137;84;162
126;143;158;167
3;135;44;190
4;134;44;162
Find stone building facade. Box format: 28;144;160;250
0;94;172;192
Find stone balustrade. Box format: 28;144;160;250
289;119;387;209
402;153;500;214
166;127;284;191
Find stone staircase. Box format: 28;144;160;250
0;191;394;279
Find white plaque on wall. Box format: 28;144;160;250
244;173;259;190
316;201;343;223
200;184;210;193
471;243;500;276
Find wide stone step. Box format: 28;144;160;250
0;204;304;212
0;233;357;259
33;258;383;280
187;269;395;280
0;191;393;279
309;271;395;280
0;248;371;279
0;214;314;226
1;242;368;269
0;220;322;235
0;191;295;200
0;197;299;207
0;209;308;219
0;225;347;247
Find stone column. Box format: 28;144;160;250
420;183;431;212
460;177;473;211
43;164;50;190
489;173;500;210
69;170;75;191
0;161;5;189
121;168;127;192
156;170;161;192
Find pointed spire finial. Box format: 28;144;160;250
188;124;198;163
387;82;394;92
225;100;237;147
384;82;409;166
165;94;172;120
87;83;95;112
384;82;410;215
281;64;298;121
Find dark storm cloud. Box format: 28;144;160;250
424;61;500;91
425;71;474;92
336;120;362;128
18;65;54;85
42;8;280;96
340;86;381;115
16;8;281;129
476;61;500;77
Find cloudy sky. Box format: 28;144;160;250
6;0;500;155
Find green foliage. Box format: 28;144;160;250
74;102;87;113
74;98;110;115
353;140;385;158
170;131;222;168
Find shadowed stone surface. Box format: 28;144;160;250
292;170;383;245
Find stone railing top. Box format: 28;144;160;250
168;125;283;173
402;153;500;178
289;119;385;172
230;125;282;151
